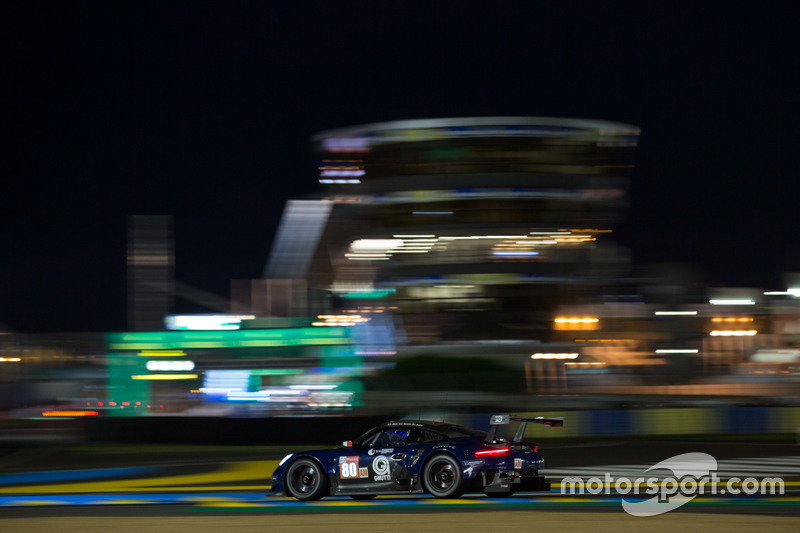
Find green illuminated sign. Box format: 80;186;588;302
107;352;150;417
107;327;351;351
339;289;396;299
250;369;304;376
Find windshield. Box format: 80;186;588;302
353;422;489;447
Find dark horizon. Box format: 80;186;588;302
4;2;800;333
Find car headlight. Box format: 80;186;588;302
279;453;294;467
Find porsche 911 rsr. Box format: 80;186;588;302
270;414;562;500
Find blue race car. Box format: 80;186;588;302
270;414;563;500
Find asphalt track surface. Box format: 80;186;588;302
1;440;799;532
2;511;800;533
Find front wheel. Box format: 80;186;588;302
423;454;466;498
286;459;329;501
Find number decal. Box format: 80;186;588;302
339;456;360;479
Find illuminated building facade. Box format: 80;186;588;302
266;117;641;342
104;323;361;416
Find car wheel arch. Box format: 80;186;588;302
284;456;330;499
421;449;461;468
420;451;466;496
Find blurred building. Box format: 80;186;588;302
127;215;175;331
7;118;800;418
0;330;106;413
263;117;641;343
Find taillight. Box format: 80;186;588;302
533;445;538;453
475;446;510;457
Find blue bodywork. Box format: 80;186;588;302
270;418;557;500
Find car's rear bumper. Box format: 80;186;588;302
481;469;551;494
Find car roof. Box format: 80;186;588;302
385;419;451;427
379;419;487;439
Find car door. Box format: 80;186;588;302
336;426;415;493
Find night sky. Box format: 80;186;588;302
4;2;800;332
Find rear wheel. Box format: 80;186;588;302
423;454;466;498
286;459;328;501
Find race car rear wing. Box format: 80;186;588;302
486;414;564;443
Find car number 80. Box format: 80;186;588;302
339;456;360;479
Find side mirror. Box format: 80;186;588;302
342;440;353;448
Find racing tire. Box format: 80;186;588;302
423;454;467;499
286;459;329;501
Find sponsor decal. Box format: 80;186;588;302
410;448;426;467
358;467;369;478
372;455;392;481
514;458;523;469
367;448;393;456
368;448;393;456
